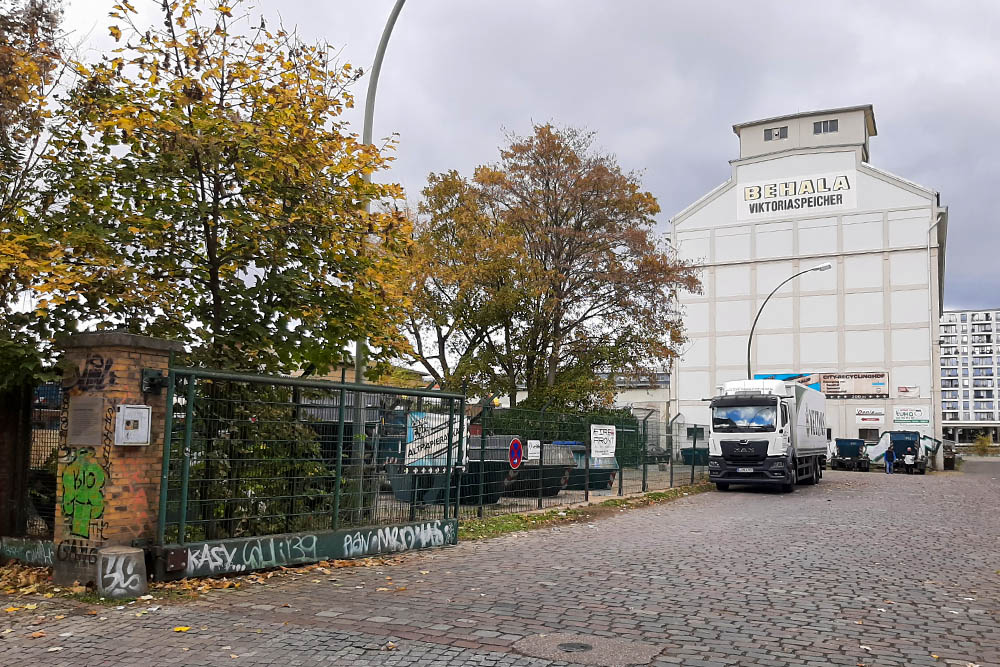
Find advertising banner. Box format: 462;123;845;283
738;169;857;220
855;407;885;425
590;424;617;458
755;372;888;399
405;412;460;464
893;406;930;424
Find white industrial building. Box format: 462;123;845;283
669;105;948;442
939;308;1000;443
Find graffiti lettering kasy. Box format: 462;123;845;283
61;449;106;538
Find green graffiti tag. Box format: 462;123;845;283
62;449;106;538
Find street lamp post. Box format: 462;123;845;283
355;0;406;386
746;262;833;380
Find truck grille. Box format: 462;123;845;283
720;440;769;463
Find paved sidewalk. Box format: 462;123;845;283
2;461;999;666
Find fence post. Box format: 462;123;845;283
177;376;197;545
455;388;466;520
477;405;487;518
690;427;697;486
642;419;648;493
669;429;674;488
443;400;454;520
156;368;175;546
584;430;591;503
333;370;346;531
537;440;544;509
617;422;624;497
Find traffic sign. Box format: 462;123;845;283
508;438;523;469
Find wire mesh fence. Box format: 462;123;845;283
158;368;466;546
456;406;710;520
24;382;62;539
157;368;709;545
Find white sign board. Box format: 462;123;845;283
855;407;885;426
893;406;930;424
526;439;541;461
896;385;920;398
590;424;617;458
405;412;459;464
738;169;857;221
114;404;151;446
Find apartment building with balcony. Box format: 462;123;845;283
940;309;1000;442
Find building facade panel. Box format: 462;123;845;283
671;105;946;442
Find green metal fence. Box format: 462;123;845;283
157;368;466;546
462;405;710;519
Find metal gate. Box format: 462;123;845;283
157;367;466;546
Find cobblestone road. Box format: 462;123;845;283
3;460;998;666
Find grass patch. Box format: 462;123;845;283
458;481;713;541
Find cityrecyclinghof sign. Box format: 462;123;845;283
738;170;857;220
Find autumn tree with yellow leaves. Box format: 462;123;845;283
46;0;410;374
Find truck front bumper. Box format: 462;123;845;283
708;456;791;485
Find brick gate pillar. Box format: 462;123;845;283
54;332;182;586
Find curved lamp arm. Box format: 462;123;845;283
746;262;832;380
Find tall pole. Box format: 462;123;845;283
355;0;406;385
746;263;832;380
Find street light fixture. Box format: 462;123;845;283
355;0;406;386
746;262;833;380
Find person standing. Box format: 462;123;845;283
885;443;896;474
903;447;916;474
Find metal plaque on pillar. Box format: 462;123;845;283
67;395;105;446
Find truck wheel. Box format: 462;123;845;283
715;482;730;491
781;464;796;493
807;459;820;485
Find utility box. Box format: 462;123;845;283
114;404;152;446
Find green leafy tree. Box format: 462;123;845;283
47;0;411;374
407;124;701;409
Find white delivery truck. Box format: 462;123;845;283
708;379;828;492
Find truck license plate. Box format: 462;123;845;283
737;467;754;473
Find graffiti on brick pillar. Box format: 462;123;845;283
61;448;106;538
343;520;452;558
64;354;118;393
101;552;144;597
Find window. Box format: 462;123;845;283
961;314;968;322
764;126;788;141
941;368;958;377
975;413;995;421
941;358;958;367
963;379;970;387
780;404;789;427
973;379;994;388
941;390;959;399
963;368;970;376
813;119;839;134
974;390;995;399
973;356;994;366
943;412;959;421
941;379;959;388
942;402;959;410
974;367;995;377
858;428;880;442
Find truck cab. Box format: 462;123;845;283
708;379;826;492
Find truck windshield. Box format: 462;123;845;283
712;405;777;432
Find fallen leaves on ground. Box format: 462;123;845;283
173;626;191;632
30;630;45;638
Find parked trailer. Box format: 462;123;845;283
708;379;827;492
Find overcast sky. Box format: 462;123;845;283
63;0;1000;310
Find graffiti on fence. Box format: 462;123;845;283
342;520;453;558
100;551;145;597
185;535;318;577
178;520;458;578
0;538;55;566
61;448;106;538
